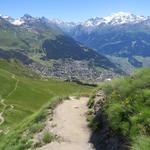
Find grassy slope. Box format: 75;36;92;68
135;56;150;67
107;55;150;74
0;60;94;149
0;59;40;78
107;55;135;74
99;68;150;149
0;19;60;51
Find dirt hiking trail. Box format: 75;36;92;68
37;97;95;150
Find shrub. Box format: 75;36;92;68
30;123;45;134
131;136;150;150
42;132;55;144
87;94;95;108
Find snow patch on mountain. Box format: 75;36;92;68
11;19;25;26
104;12;147;24
0;14;24;26
50;18;79;32
1;15;10;19
50;18;78;27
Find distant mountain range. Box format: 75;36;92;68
0;14;119;82
1;12;150;77
65;12;150;56
52;12;150;73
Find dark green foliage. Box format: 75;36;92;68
29;123;45;134
87;115;100;131
87;95;95;108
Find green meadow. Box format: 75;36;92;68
0;60;94;149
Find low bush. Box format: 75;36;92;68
100;68;150;149
42;132;55;144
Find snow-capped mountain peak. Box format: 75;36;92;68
0;14;24;26
50;18;79;32
1;15;10;19
83;12;148;27
104;12;147;24
50;18;78;27
83;17;105;27
11;18;25;26
21;14;37;23
50;18;65;25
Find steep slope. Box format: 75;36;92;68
70;24;150;57
0;15;62;51
0;15;118;82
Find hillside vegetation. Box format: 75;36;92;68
102;68;150;149
88;68;150;150
0;60;94;149
0;16;116;70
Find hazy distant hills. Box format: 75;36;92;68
0;14;118;82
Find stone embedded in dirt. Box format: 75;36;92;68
74;106;79;109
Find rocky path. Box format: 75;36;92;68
0;99;6;125
37;97;95;150
11;75;19;99
0;112;4;125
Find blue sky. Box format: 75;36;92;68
0;0;150;22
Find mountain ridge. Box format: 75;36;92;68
1;12;150;27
